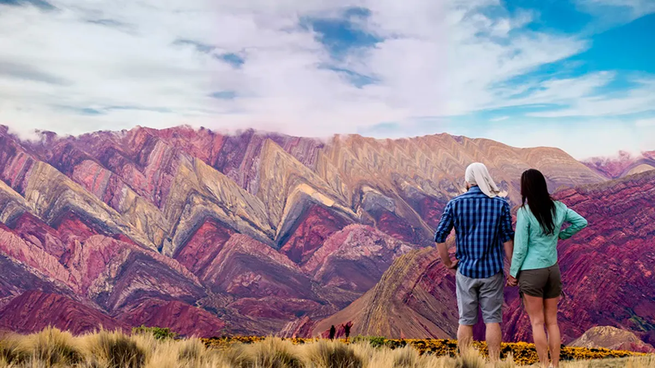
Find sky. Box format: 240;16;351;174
0;0;654;159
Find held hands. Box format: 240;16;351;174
506;275;518;287
445;259;459;272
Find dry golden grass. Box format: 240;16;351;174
0;328;653;368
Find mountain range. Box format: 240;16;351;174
0;124;651;344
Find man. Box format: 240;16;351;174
434;162;514;361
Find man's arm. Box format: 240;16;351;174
504;240;514;266
434;202;457;269
499;201;515;265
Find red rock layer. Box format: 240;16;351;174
117;299;226;338
0;291;127;335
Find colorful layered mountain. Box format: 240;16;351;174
0;124;607;337
315;171;655;346
584;151;655;179
569;326;655;353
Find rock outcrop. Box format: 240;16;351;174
569;326;655;353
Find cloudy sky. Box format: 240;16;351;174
1;0;654;158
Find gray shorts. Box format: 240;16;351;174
456;271;504;325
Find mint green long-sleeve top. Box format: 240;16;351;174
510;201;588;277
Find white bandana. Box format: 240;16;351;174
465;163;501;198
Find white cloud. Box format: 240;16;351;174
577;0;655;20
484;120;654;159
490;116;509;122
527;77;655;118
0;0;652;158
636;118;655;127
0;0;586;136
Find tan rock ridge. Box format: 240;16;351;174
570;326;655;353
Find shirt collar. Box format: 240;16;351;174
467;186;483;194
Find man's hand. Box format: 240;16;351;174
507;275;518;287
446;259;459;270
436;242;458;273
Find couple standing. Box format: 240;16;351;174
434;163;588;367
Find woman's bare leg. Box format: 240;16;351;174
523;295;549;367
544;297;561;367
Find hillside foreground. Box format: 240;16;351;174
1;328;653;368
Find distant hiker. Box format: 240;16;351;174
329;325;336;340
434;162;515;362
508;169;587;368
343;322;352;343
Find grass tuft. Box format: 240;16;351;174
0;333;25;365
226;338;303;368
393;346;421;368
83;330;146;368
457;347;486;368
307;339;364;368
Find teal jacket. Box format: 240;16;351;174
510;201;588;277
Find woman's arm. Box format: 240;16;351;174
559;207;588;240
510;208;530;278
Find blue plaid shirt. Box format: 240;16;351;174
434;186;514;279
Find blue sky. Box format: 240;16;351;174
0;0;653;158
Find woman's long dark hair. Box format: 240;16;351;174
521;169;556;235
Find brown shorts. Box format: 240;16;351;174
518;264;562;299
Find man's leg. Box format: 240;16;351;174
485;323;502;362
479;272;505;362
456;272;479;354
457;324;474;351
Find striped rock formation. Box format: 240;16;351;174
0;124;605;336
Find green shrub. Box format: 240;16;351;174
132;326;178;340
353;336;388;348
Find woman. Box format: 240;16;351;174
508;169;588;368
